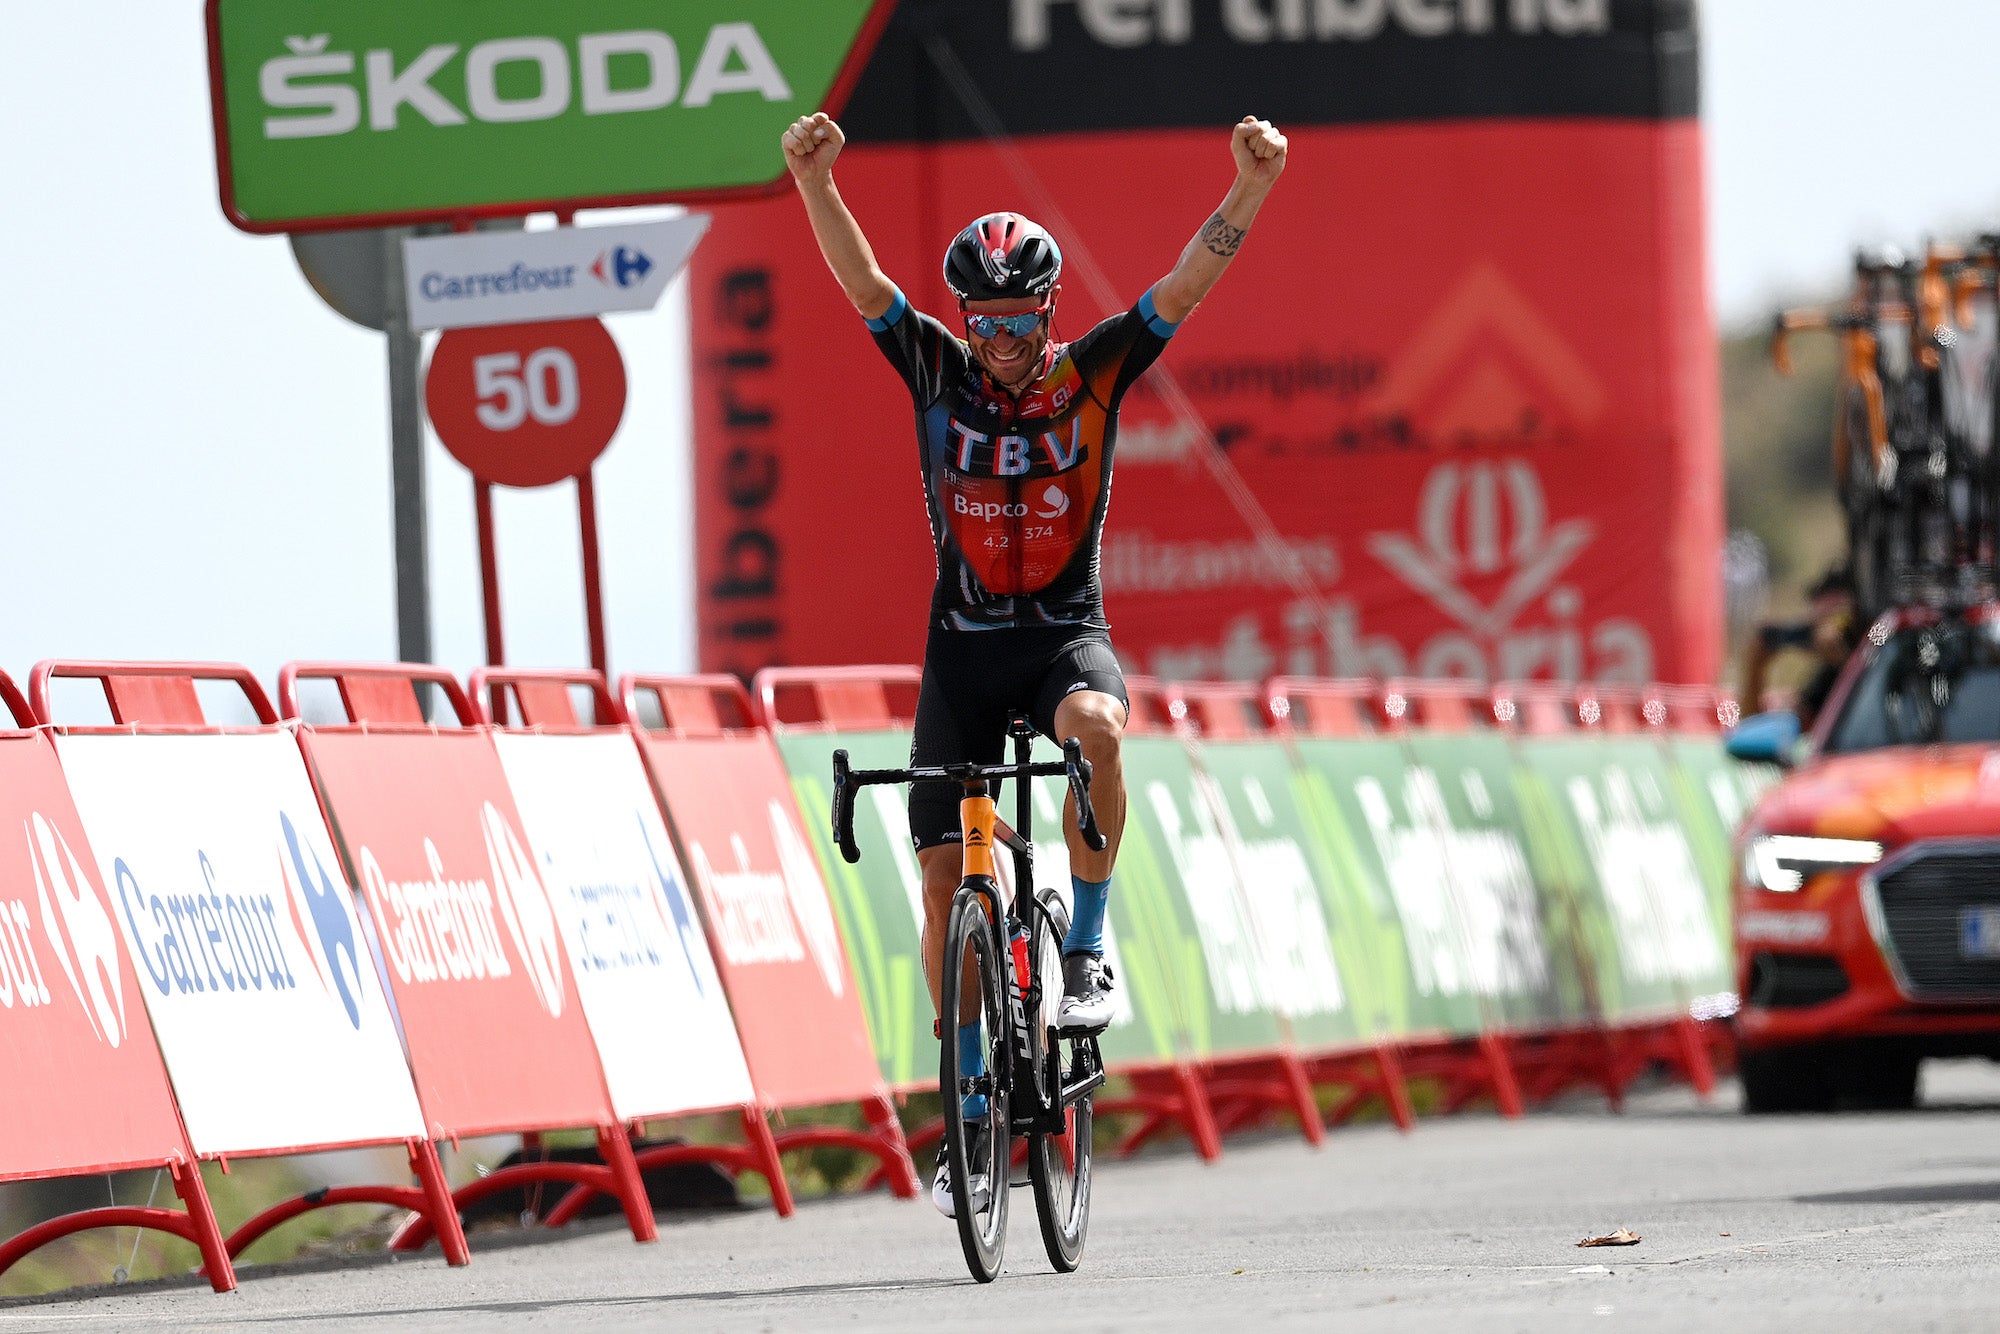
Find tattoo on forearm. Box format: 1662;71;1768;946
1199;213;1246;258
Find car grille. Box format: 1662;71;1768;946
1874;844;2000;1000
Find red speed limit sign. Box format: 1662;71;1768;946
425;318;627;488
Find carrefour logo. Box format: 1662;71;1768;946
591;247;652;289
483;804;567;1018
258;24;793;142
278;813;365;1029
25;814;125;1046
772;802;845;999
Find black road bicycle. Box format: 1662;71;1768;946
832;720;1107;1282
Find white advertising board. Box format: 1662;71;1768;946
493;731;754;1119
54;732;426;1156
403;215;709;331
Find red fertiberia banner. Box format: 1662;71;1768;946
300;729;613;1138
692;2;1718;687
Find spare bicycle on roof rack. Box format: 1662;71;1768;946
1772;239;2000;619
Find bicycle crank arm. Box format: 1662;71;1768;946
1059;1066;1107;1108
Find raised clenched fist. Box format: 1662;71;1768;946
1231;117;1288;186
782;112;845;185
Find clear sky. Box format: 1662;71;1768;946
2;1;1996;696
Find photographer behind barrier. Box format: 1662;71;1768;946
1739;566;1860;731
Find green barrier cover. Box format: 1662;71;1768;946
779;729;931;1089
777;729;1168;1087
1510;734;1733;1022
1186;739;1368;1052
1117;735;1296;1060
1663;737;1778;1013
1397;731;1582;1030
1288;735;1477;1040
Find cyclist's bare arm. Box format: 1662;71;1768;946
782;113;898;322
1150;117;1289;326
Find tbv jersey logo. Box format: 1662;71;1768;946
24;814;127;1047
591;246;652;289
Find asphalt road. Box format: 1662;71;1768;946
11;1062;2000;1333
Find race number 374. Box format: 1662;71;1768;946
425;318;628;488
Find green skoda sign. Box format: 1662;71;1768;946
206;0;893;232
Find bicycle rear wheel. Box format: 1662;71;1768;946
1028;890;1093;1272
941;888;1010;1282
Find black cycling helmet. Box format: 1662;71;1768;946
942;212;1062;303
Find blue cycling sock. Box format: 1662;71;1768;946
1065;874;1110;956
958;1023;988;1120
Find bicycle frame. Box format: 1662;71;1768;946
832;724;1108;1134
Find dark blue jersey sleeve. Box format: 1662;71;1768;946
867;287;971;409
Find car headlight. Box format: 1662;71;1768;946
1741;834;1885;892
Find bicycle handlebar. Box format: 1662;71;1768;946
830;742;1106;864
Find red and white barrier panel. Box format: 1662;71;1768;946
279;663;659;1250
621;674;919;1200
33;662;466;1273
470;668;793;1221
0;670;235;1290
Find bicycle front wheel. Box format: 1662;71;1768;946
941;887;1010;1282
1028;890;1093;1272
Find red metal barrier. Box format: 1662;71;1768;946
752;665;922;732
621;673;920;1201
0;669;235;1291
30;661;467;1273
467;667;796;1222
276;662;656;1251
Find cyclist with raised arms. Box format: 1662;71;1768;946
782;110;1288;1218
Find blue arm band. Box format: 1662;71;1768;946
1137;287;1180;338
864;287;907;332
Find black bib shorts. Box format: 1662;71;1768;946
907;625;1129;852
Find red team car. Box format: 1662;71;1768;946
1727;602;2000;1111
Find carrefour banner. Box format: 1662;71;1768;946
55;733;425;1157
637;730;884;1110
299;729;613;1139
492;731;755;1120
692;1;1717;686
0;731;189;1179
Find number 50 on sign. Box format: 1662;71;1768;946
425;319;627;488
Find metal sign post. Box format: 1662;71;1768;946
382;227;431;664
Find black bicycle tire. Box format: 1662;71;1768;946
941;888;1009;1283
1028;890;1092;1272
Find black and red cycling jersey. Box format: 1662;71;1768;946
868;288;1177;630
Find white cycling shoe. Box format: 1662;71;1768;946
1057;952;1116;1034
931;1120;992;1219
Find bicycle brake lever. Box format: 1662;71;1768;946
832;750;862;864
1063;737;1108;853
